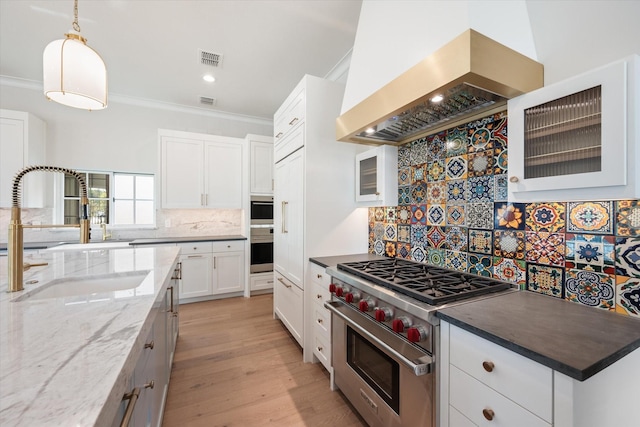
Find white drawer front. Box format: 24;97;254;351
177;242;212;254
211;240;244;252
274;124;304;163
309;262;330;286
450;325;552;421
313;305;330;338
450;366;550;427
314;333;331;371
450;405;477;427
274;272;303;346
310;280;331;308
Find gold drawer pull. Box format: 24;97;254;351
317;346;323;352
317;318;323;324
316;273;322;279
316;294;322;299
482;361;495;372
144;341;154;350
482;408;495;421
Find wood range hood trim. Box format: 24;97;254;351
336;29;544;145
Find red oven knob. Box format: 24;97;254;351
407;325;429;343
392;316;412;333
374;307;394;322
358;298;374;312
329;283;337;294
335;285;349;297
345;291;361;303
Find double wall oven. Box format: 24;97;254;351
326;258;514;427
249;196;273;274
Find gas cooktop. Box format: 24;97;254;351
337;258;512;306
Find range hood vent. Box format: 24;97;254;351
337;29;544;145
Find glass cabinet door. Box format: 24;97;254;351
355;145;398;205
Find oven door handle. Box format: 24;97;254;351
324;301;433;376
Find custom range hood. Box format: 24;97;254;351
336;29;544;145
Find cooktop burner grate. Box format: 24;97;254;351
337;258;512;305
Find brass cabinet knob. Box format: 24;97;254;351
482;408;495;421
144;341;154;350
482;361;495;372
509;176;519;183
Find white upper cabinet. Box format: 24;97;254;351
0;109;46;208
508;55;639;202
247;134;273;195
355;145;398;206
159;129;243;209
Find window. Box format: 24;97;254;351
62;171;154;227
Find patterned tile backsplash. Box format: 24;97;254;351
368;112;640;317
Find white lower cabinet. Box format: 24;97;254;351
177;240;245;303
273;271;303;346
250;272;274;292
308;262;332;371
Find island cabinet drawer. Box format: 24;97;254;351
313;332;331;370
450;325;552;422
450;365;550;427
309;262;330;287
178;242;213;255
310;279;331;307
313;304;330;338
211;240;244;252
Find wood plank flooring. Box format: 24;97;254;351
162;294;367;427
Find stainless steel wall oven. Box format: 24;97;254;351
250;196;273;274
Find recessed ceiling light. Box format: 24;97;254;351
430;94;444;103
365;127;375;134
203;74;215;83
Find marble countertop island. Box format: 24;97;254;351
0;245;181;426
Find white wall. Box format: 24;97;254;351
342;0;640;113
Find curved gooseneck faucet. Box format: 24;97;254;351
8;165;91;292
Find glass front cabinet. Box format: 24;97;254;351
355;145;398;205
508;55;639;202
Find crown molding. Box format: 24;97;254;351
0;75;273;127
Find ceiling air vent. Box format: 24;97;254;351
199;97;216;106
199;49;223;67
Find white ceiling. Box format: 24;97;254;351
0;0;362;122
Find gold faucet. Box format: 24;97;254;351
8;166;91;292
100;222;112;241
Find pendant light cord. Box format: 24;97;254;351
72;0;81;33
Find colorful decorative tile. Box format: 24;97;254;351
368;235;374;254
398;185;411;206
372;222;385;241
397;205;411;225
525;232;565;267
397;224;411;243
615;237;640;278
426;248;445;267
445;226;468;251
445;126;468;157
368;207;376;223
494;202;526;230
565;269;615;311
493;229;525;260
385;241;397;257
427;131;446;160
426;226;447;249
493;144;508;175
427;181;446;204
373;207;385;222
445;250;468;272
427;159;446;182
567;201;614;234
445;155;468;180
446;204;466;226
468;126;493;152
373;239;385;256
410;136;428;165
396;242;412;260
467;150;494;177
446;179;467;205
411;245;427;263
468;176;494;203
493;174;508;202
384;223;397;241
467;202;494;230
384;207;397;224
468;254;492;277
616;276;640;317
525;202;566;233
410;224;427;245
411;181;427;204
411;163;426;184
526;264;564;298
493;257;526;287
398;167;411;186
398;144;411;167
565;234;615;273
468;229;493;254
426;204;445;226
411;204;426;225
615;200;640;236
467;113;508;152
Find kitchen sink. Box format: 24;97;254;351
14;270;151;301
45;241;133;251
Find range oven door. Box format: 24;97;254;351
325;301;435;427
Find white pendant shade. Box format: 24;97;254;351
43;34;107;110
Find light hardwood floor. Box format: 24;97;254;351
162;294;367;427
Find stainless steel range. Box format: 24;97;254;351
325;257;514;427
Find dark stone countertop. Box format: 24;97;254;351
309;253;387;268
129;235;246;245
436;291;640;381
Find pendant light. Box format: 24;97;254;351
43;0;107;110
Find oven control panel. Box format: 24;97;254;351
329;279;434;354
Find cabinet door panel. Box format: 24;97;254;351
286;149;304;287
250;140;274;194
212;251;244;294
178;255;212;299
161;137;204;208
205;141;242;208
